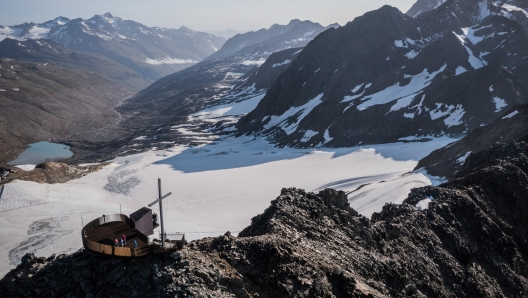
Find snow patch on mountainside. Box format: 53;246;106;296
502;4;528;18
351;84;364;93
406;50;419;59
460;25;494;45
492;97;507;112
194;92;266;121
342;91;365;104
429;103;466;127
300;130;319;142
390;94;420;112
0;24;52;41
456;66;468;75
443;105;465;127
395;40;407;48
465;45;488;69
272;59;291;68
502;110;519;119
323;129;333;143
240;59;267;66
263;93;324;135
416;197;432;210
457;151;472;164
453;29;489;70
355;65;446;110
144;57;198;65
479;1;491;20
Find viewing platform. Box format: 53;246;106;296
82;208;185;257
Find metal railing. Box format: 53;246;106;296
159;232;186;250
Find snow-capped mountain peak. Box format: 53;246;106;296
204;19;328;61
0;13;226;81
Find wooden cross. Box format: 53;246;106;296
148;178;172;248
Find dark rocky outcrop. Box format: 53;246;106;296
2;141;528;297
416;104;528;178
234;47;303;91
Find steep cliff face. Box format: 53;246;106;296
1;141;527;297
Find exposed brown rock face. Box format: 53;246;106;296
0;162;106;185
1;141;527;297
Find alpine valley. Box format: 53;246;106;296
1;0;528;297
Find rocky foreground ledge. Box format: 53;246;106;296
1;142;527;297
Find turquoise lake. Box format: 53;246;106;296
8;141;74;165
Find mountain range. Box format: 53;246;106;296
204;19;336;61
27;0;528;171
204;28;247;39
103;19;337;158
0;16;340;165
0;13;228;165
2;1;528;177
0;13;225;81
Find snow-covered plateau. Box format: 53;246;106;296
0;106;456;276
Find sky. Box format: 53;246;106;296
1;0;417;31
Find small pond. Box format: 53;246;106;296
8;141;74;165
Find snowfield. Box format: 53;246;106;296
144;58;198;65
0;130;456;276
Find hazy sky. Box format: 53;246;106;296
1;0;417;31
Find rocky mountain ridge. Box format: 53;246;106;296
1;140;527;297
0;38;150;91
407;0;528;20
203;19;330;61
235;2;528;148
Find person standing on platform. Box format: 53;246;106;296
115;239;119;247
122;234;127;245
134;240;137;248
